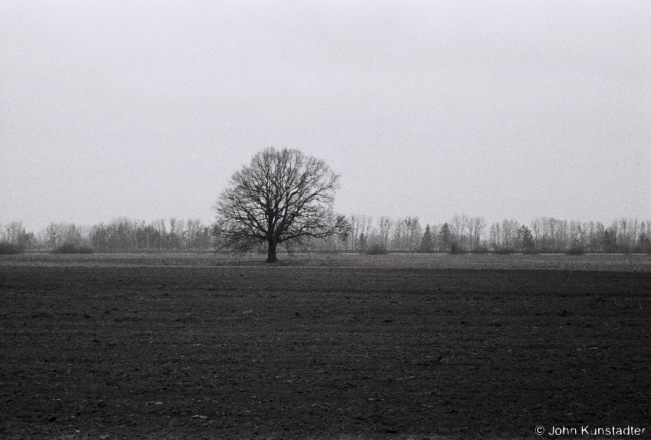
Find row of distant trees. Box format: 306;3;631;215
1;215;650;254
0;218;214;253
305;215;651;254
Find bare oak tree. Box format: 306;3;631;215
214;147;344;262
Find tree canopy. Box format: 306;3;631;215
214;147;345;262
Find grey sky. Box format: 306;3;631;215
1;1;649;232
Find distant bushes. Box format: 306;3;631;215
449;243;467;255
366;244;388;255
567;245;586;256
0;241;23;254
52;243;94;254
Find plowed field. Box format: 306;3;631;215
1;253;650;439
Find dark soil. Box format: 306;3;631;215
1;263;650;439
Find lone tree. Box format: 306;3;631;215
214;147;345;262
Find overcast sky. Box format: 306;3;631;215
1;0;650;232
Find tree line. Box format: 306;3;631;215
1;215;650;254
0;218;214;253
6;149;647;257
301;214;651;254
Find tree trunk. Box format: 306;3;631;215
267;240;277;263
